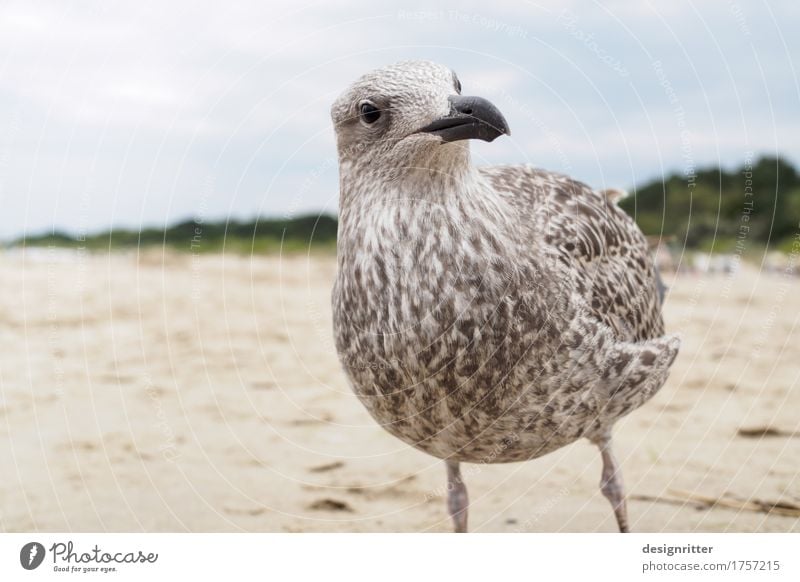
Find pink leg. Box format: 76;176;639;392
446;460;469;533
594;433;630;533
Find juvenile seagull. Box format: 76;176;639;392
331;61;679;532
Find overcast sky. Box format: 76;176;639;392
0;0;797;239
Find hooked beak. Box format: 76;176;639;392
416;95;510;143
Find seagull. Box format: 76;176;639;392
330;60;680;533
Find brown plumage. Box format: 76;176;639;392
330;61;679;532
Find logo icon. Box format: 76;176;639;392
20;542;46;570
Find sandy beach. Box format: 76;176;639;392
0;249;798;533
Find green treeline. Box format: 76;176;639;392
619;155;799;252
14;155;799;254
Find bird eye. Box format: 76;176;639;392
453;73;462;94
359;102;381;124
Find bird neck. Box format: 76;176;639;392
339;145;480;207
336;157;516;269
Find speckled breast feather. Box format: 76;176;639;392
330;61;679;464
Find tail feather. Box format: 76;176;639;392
600;188;628;204
601;334;680;419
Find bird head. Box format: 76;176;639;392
330;60;510;180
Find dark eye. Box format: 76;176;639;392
359;102;381;124
453;74;462;94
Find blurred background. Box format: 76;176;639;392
2;0;799;250
0;0;798;533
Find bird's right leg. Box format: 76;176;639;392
592;432;630;533
445;459;469;533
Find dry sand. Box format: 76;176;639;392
0;249;798;532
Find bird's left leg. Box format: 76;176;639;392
445;459;469;533
592;432;630;533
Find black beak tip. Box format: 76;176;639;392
417;95;511;143
496;122;511;139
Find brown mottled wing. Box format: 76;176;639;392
480;165;664;342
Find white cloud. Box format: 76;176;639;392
0;0;797;238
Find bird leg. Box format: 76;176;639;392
593;434;630;533
445;459;469;533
